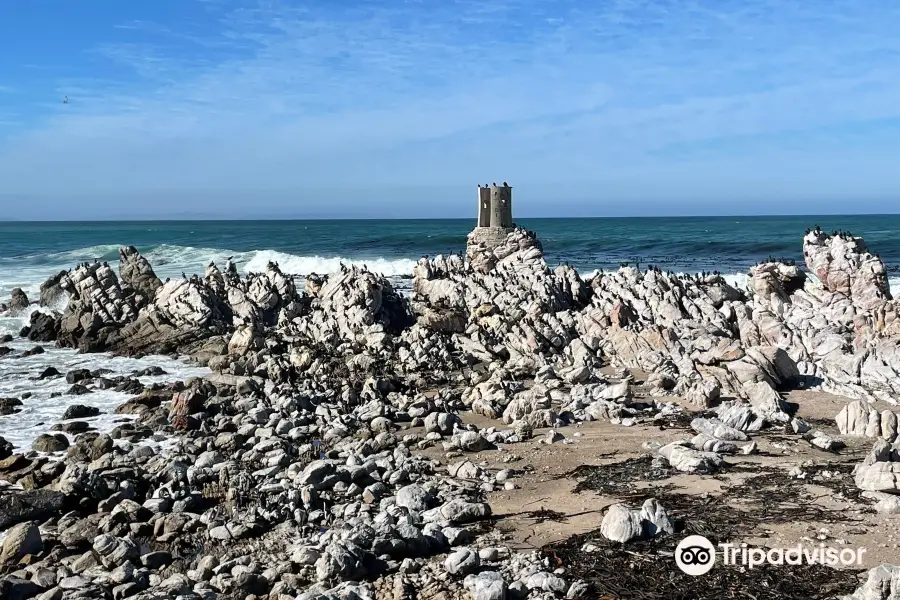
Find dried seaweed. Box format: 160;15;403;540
562;456;677;497
543;531;862;600
545;457;870;598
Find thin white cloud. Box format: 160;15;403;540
1;0;900;217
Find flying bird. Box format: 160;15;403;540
63;95;68;104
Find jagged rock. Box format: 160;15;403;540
685;380;720;408
856;462;900;493
118;245;162;301
0;577;41;600
744;381;790;423
837;400;899;442
0;435;12;459
841;563;900;600
804;430;845;452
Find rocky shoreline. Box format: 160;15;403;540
1;226;900;599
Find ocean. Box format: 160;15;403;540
1;215;899;452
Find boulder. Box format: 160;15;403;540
0;522;42;566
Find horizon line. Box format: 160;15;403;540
2;212;900;223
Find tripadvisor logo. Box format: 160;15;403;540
675;535;867;576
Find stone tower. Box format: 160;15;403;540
469;183;514;251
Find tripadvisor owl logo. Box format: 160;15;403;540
675;535;716;575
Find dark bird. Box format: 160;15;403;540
182;272;187;279
503;181;509;186
492;182;497;186
477;184;482;188
63;95;68;104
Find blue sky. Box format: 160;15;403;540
1;0;900;219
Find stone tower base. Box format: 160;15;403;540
467;227;514;253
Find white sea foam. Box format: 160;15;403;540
0;336;209;452
243;250;417;278
0;244;419;302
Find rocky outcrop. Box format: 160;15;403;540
747;231;900;403
118;245;162;302
803;230;893;311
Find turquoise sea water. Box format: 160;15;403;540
1;216;899;303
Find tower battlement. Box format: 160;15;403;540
476;183;513;228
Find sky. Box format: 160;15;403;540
1;0;900;219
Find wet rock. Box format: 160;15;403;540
26;312;61;343
32;434;70;453
61;404;101;420
0;435;13;459
0;489;65;529
0;397;23;416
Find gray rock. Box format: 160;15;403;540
600;504;643;543
690;417;749;442
658;442;724;474
424;412;461;436
444;548;480;575
640;498;674;537
525;571;568;594
395;484;434;512
425;499;491;524
463;571;507;600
